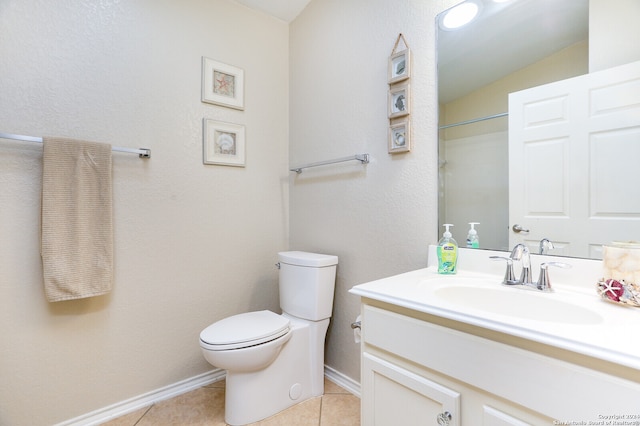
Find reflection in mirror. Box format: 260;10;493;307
437;0;589;256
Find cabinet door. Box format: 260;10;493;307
362;353;460;426
483;405;531;426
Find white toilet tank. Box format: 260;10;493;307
278;251;338;321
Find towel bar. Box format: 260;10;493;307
0;132;151;158
290;154;369;174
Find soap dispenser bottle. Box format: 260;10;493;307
437;224;458;274
466;222;480;248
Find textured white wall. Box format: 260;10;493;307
590;0;640;72
289;0;460;383
0;1;288;424
11;0;629;423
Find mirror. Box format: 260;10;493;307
437;0;591;256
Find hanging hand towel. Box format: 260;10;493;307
41;137;113;302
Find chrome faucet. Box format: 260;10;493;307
510;243;533;285
492;244;572;292
489;243;530;285
539;238;554;255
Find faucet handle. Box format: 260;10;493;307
510;244;532;284
539;238;554;255
536;262;571;292
490;256;517;285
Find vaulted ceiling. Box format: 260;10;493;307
228;0;589;104
229;0;312;22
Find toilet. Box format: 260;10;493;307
199;251;339;425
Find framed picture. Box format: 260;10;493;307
388;118;411;153
388;49;410;84
203;119;245;167
201;57;244;110
388;83;410;119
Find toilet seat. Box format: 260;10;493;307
200;310;290;351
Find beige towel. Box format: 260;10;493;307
41;137;113;302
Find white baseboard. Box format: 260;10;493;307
56;365;360;425
324;365;361;398
54;369;225;426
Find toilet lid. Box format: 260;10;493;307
200;310;290;350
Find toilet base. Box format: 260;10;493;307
224;315;329;425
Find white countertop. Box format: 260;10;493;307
350;247;640;372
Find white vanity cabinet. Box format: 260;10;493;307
358;300;640;426
362;352;460;426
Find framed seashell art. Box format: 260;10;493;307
388;34;411;84
388;34;412;153
389;117;411;153
203;119;246;167
388;83;411;119
202;57;245;110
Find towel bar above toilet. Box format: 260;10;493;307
290;154;369;174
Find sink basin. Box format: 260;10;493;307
434;286;603;325
420;275;497;286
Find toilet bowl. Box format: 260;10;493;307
199;251;338;425
200;310;292;373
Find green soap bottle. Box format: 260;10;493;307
466;222;480;248
437;224;458;274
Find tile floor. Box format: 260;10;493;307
101;377;360;425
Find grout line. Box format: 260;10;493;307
324;366;361;397
132;405;153;426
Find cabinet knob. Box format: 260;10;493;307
436;411;452;425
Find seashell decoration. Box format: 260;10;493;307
597;242;640;307
596;278;640;307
